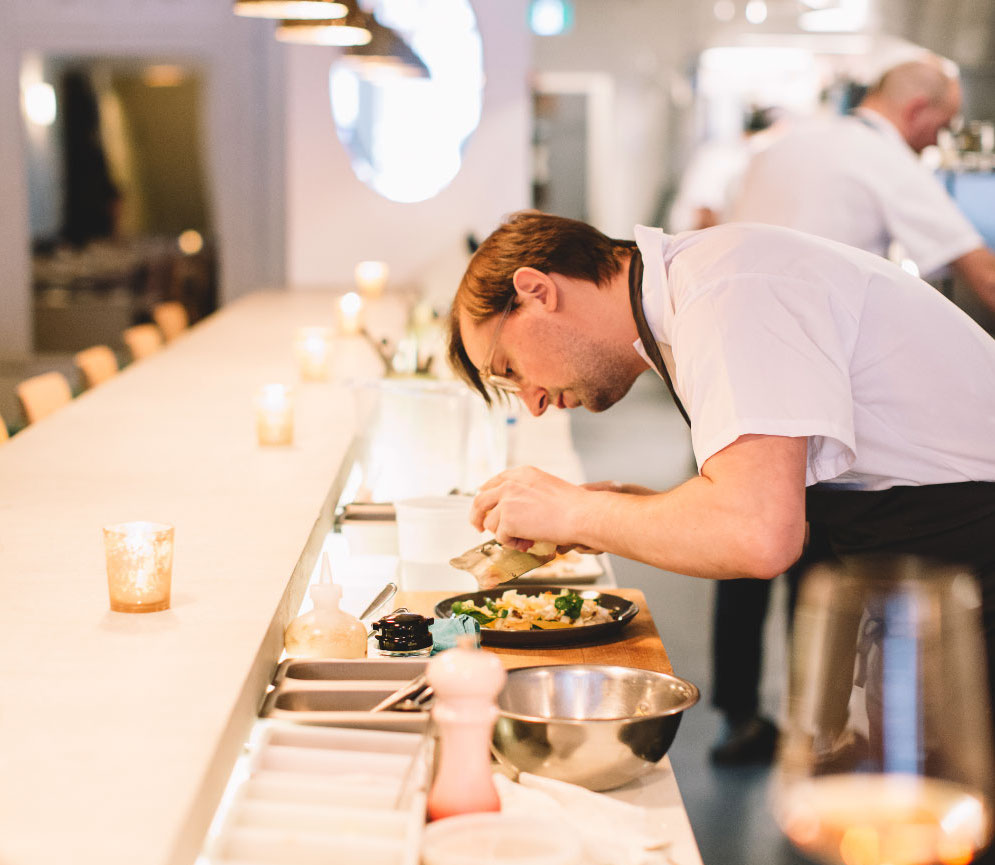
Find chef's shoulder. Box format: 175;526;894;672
666;222;869;311
668;221;815;283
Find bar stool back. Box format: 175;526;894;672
123;323;164;361
74;345;119;389
152;302;189;342
16;371;72;425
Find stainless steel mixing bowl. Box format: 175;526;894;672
492;664;700;791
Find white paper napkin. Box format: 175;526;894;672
494;771;673;865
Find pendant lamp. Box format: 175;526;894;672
234;0;347;19
276;6;373;45
342;16;429;78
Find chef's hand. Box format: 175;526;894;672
471;466;594;553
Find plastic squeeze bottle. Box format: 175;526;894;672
284;552;367;658
426;634;507;821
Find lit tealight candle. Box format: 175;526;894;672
338;291;364;336
354;260;389;298
294;326;333;381
256;383;294;446
103;521;174;613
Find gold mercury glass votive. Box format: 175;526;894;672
294;326;333;381
337;291;364;335
103;521;174;613
256;384;294;446
354;260;389;298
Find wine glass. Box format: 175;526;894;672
772;555;995;865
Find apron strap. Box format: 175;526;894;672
628;249;691;427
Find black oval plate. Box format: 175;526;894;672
434;585;639;648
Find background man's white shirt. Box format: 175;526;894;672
729;109;982;277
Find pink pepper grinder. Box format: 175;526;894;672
425;634;507;821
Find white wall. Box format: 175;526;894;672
284;0;532;293
0;0;286;354
0;0;531;353
531;0;708;236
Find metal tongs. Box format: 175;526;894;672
449;539;556;589
370;674;434;713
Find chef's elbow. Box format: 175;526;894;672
741;522;806;581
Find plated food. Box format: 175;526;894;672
450;588;613;630
434;586;639;648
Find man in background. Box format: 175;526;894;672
731;56;995;316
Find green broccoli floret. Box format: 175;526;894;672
554;591;584;620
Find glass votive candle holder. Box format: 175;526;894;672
103;521;174;613
354;260;389;298
256;383;294;446
293;326;333;381
337;291;364;336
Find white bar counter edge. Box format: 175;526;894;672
0;292;372;865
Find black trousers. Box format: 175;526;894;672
711;529;829;720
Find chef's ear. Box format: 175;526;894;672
512;267;558;311
903;94;931;129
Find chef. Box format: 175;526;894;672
447;209;995;742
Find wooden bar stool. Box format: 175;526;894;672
74;345;119;389
16;371;72;425
122;323;164;361
152;302;189;342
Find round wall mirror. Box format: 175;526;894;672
329;0;483;203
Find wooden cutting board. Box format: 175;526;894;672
396;588;672;674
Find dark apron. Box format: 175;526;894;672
628;247;995;717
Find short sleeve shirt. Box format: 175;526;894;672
633;223;995;490
729;110;982;277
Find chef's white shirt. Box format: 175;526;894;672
729;108;983;277
633;222;995;491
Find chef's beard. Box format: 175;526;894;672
558;332;642;413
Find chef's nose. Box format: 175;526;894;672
520;385;549;417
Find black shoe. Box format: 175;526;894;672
710;715;779;766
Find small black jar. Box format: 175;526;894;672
371;611;434;657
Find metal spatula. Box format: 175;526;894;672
449;539;556;589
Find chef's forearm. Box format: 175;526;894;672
573;435;808;580
953;247;995;315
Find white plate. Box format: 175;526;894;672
516;550;604;583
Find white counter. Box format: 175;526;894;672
0;291;375;865
0;290;701;865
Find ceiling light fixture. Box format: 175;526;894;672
234;0;347;19
341;17;429;79
276;8;373;45
529;0;573;36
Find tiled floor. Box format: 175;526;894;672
569;371;812;865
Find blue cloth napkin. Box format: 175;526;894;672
430;613;481;654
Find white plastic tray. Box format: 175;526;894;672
201;722;430;865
